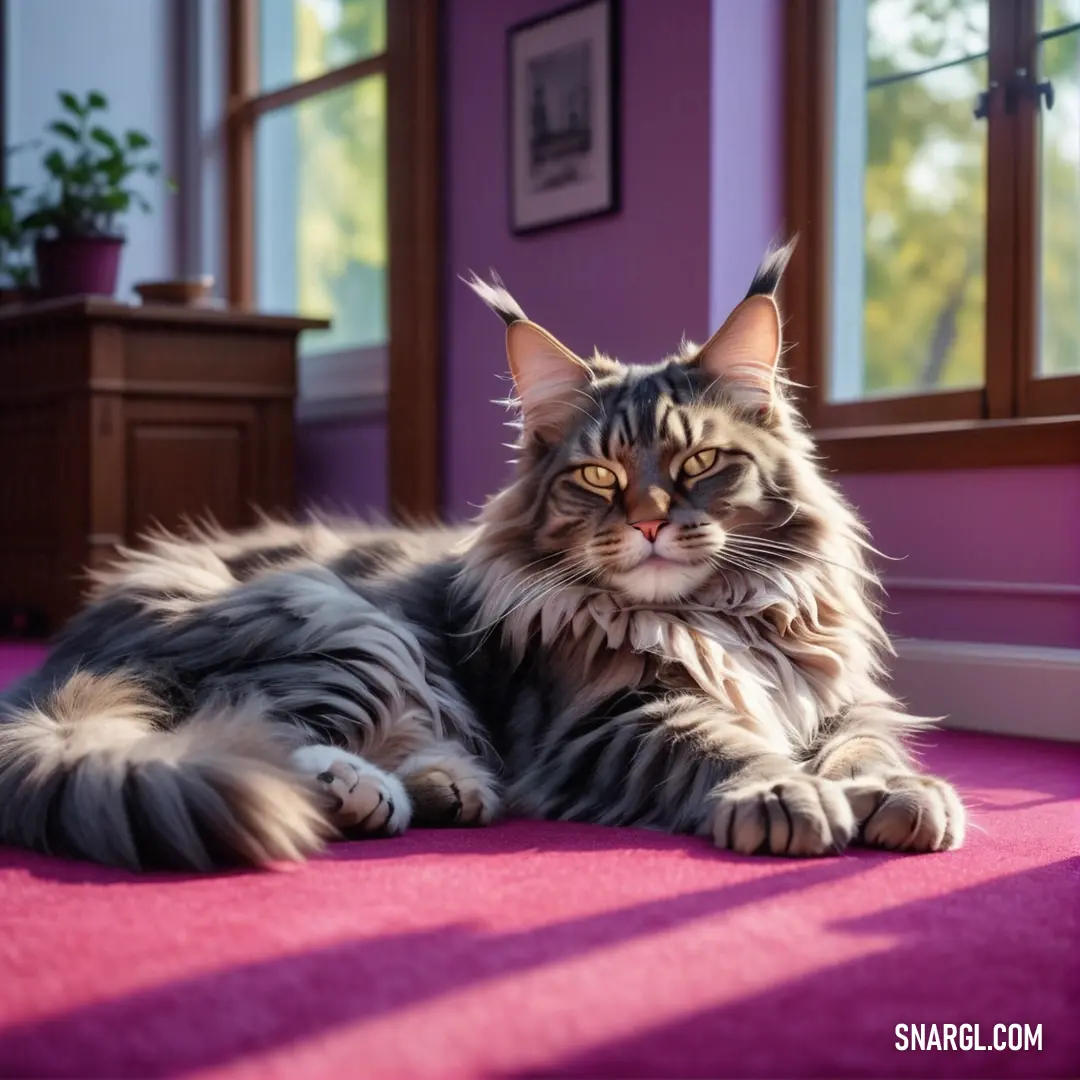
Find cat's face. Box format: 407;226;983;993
529;362;793;602
470;242;812;605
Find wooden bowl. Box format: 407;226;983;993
134;276;215;306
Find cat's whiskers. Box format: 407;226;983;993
461;554;597;646
459;559;601;661
708;550;790;594
506;559;594;614
725;534;877;580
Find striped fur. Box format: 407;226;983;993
0;242;965;870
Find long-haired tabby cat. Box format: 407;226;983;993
0;242;964;871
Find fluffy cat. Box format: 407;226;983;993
0;242;965;871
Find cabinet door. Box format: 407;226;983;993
122;400;261;538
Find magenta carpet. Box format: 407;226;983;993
0;644;1077;1078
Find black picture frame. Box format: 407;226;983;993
507;0;621;236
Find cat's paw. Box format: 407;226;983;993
397;748;500;827
291;745;411;836
844;771;965;852
709;774;856;857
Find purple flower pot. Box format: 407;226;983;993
34;235;125;298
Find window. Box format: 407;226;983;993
784;0;1080;469
226;0;441;514
254;0;388;360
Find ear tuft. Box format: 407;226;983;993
464;271;528;327
745;236;798;299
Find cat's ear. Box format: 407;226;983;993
691;294;782;410
505;320;592;440
465;271;591;440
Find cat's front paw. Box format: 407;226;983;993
843;771;965;852
708;775;856;857
397;748;500;827
292;745;411;837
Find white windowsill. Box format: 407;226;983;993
295;343;388;422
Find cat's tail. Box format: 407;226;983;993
0;670;331;872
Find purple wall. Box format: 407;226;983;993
296;419;388;518
709;0;782;325
443;0;713;518
842;469;1080;649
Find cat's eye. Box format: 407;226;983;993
680;448;719;479
579;464;618;490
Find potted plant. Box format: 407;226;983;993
0;181;35;305
21;90;170;298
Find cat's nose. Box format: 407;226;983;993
631;519;668;543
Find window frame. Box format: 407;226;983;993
782;0;1080;471
225;0;442;516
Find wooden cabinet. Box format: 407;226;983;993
0;298;326;631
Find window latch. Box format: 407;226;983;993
973;80;998;120
1006;69;1055;113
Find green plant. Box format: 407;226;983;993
21;90;172;240
0;181;33;287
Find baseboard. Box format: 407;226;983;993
891;639;1080;743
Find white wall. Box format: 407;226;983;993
3;0;182;296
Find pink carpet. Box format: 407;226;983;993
0;644;1077;1078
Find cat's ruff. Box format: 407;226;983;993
0;241;965;870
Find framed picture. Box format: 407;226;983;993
507;0;620;235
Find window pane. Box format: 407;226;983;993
260;0;386;93
255;76;387;356
1042;0;1080;32
829;0;987;402
1037;24;1080;376
867;0;987;79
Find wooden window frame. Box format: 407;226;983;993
225;0;442;517
783;0;1080;472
